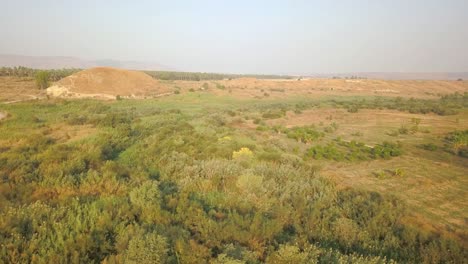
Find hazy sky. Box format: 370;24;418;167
1;0;467;74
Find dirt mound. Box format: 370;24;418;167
47;67;171;99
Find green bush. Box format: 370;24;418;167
307;143;343;161
445;130;468;157
372;141;402;159
286;126;323;143
35;71;50;89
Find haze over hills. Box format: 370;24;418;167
0;54;170;71
1;54;467;80
309;72;468;81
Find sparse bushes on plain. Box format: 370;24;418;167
335;92;467;115
286;126;324;143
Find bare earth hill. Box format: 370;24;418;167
47;67;172;99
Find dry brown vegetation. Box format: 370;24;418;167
0;76;44;103
168;78;468;99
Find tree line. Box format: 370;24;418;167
0;66;294;85
0;66;80;81
144;70;294;81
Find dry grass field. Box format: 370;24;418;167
0;76;45;103
2;71;468;102
167;78;468;99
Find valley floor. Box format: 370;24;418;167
0;78;467;263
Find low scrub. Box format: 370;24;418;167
445;130;468;157
262;109;286;119
286;126;324;143
307;140;402;161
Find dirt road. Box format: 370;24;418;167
1;95;42;104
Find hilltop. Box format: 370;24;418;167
46;67;172;99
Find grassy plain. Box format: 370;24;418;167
0;76;467;262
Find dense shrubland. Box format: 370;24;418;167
0;98;466;263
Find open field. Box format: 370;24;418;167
0;74;467;263
2;73;468;102
0;76;45;103
2;1;466;263
184;78;468;99
145;77;468;101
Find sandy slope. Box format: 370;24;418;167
47;67;171;99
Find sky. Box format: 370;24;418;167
1;0;467;74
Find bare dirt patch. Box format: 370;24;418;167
0;77;45;103
47;67;171;99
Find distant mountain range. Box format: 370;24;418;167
0;54;170;71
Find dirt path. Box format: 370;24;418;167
1;95;42;104
153;92;174;98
